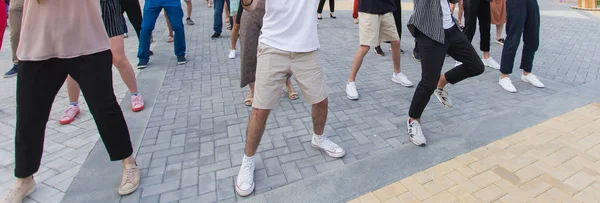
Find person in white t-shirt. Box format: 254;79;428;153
235;0;346;197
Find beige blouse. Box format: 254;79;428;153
17;0;110;61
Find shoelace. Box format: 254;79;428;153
318;135;340;151
61;107;78;119
239;160;253;183
123;167;137;186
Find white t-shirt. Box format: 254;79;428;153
259;0;320;52
440;0;455;29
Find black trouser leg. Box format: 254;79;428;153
317;0;326;14
66;51;133;161
520;0;540;73
464;0;491;51
408;27;483;119
120;0;143;38
329;0;335;12
15;60;68;178
393;0;402;40
446;27;485;84
463;0;480;42
14;51;133;178
500;0;526;74
409;31;449;119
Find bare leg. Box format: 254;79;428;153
67;76;81;103
186;1;192;19
390;40;401;74
437;74;449;88
224;2;230;22
110;36;139;93
483;51;491;59
450;3;456;13
496;24;504;40
231;15;240;50
312;98;328;135
348;45;370;82
458;0;464;24
122;155;136;166
165;12;173;37
244;108;271;157
285;77;294;90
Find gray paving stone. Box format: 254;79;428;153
159;186;197;203
277;151;308;164
260;147;290;159
263;157;283;176
216;167;240;180
255;174;288;191
215;145;231;162
198;172;216;195
181;167;199;188
179;191;217;203
314;159;345;173
141;180;180;197
140;195;160;203
217;177;235;200
281;162;303;183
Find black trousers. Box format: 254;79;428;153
317;0;334;13
15;51;133;178
463;0;491;52
393;0;401;40
409;26;484;118
500;0;539;74
119;0;143;38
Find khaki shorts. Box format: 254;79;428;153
253;43;329;110
358;12;400;47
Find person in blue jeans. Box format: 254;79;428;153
211;0;231;38
137;0;186;68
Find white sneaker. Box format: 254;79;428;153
498;77;517;93
407;119;426;146
311;134;346;158
228;50;236;59
235;155;255;197
454;61;463;67
346;82;359;100
521;73;545;88
391;72;414;87
483;57;500;70
434;87;453;108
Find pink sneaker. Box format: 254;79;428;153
59;105;80;125
131;94;145;112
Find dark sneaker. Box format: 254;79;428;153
495;38;505;45
374;46;385;56
4;65;17;78
177;55;187;65
149;50;154;56
412;51;421;62
211;33;221;38
137;60;149;69
401;49;405;54
186;18;195;25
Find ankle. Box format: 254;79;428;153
69;101;79;106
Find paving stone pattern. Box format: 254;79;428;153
128;1;600;203
351;102;600;203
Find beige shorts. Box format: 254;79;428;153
358;12;400;47
253;43;329;110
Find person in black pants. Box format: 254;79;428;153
460;0;501;70
317;0;335;19
406;0;484;146
498;0;544;93
119;0;143;38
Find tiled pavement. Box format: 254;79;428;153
0;0;598;203
351;102;600;203
112;1;600;203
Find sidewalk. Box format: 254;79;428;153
351;102;600;203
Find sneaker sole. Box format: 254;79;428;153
311;143;346;158
409;137;427;147
59;110;80;125
374;50;385;57
499;83;518;93
177;61;187;65
495;41;504;45
132;106;145;112
412;54;421;62
3;74;16;78
521;78;545;88
235;181;255;197
347;94;359;100
392;78;414;87
118;183;139;196
137;64;148;69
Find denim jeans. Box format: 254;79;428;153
137;1;186;61
213;0;231;34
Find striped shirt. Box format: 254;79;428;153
407;0;459;44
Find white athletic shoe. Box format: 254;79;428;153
392;72;414;87
228;50;236;59
407;118;426;146
521;73;545;88
434;87;453;108
454;61;463;67
498;77;517;93
235;155;255;197
311;134;346;158
483;57;501;70
346;82;359;100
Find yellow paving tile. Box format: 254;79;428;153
422;191;457;203
348;199;362;203
350;103;600;203
358;192;381;203
473;184;506;203
373;182;408;202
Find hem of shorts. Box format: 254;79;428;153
307;94;329;106
251;103;277;110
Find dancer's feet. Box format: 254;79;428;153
118;164;140;195
1;177;36;203
60;105;80;125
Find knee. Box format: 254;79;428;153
390;41;400;47
473;60;485;76
315;97;328;106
